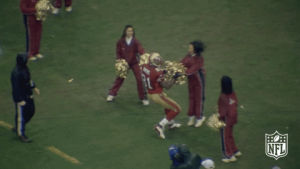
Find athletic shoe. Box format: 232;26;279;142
234;151;242;157
19;135;32;143
106;95;114;102
65;6;72;12
29;56;37;61
35;53;44;59
168;123;181;129
52;7;60;14
142;99;149;106
154;124;165;139
187;116;195;126
195;116;206;128
222;156;237;163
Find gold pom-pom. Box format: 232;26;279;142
139;53;150;66
115;59;129;79
206;113;226;131
35;0;53;21
163;61;187;85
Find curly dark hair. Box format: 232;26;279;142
190;40;205;55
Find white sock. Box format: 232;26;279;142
159;118;169;127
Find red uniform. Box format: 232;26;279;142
54;0;72;8
20;0;42;57
141;64;181;120
181;54;205;119
109;37;146;100
218;92;239;157
141;64;163;94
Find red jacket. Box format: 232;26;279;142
116;37;144;66
181;54;205;85
218;92;238;125
20;0;38;15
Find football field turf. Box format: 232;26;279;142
0;0;299;169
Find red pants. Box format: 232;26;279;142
109;63;146;100
187;71;205;119
55;0;72;8
220;125;238;157
148;93;181;121
25;15;42;57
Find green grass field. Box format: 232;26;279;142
0;0;300;169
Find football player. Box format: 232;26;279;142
141;53;181;139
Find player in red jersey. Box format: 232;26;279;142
181;41;206;127
20;0;44;61
141;53;181;139
107;25;148;105
218;76;242;163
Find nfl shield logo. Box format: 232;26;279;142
265;131;288;160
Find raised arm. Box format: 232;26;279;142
185;57;203;75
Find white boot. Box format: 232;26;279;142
65;6;72;12
35;53;44;59
154;124;165;139
234;151;242;157
168;123;181;129
142;99;150;106
52;7;60;15
187;116;195;126
222;156;237;163
106;95;114;102
194;116;206;128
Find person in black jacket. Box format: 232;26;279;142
168;144;215;169
11;53;40;143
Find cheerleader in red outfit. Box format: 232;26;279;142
107;25;148;105
20;0;44;61
218;76;242;163
181;41;206;127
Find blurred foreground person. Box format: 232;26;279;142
168;144;215;169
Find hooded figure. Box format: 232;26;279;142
11;53;39;143
169;144;201;169
169;144;215;169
